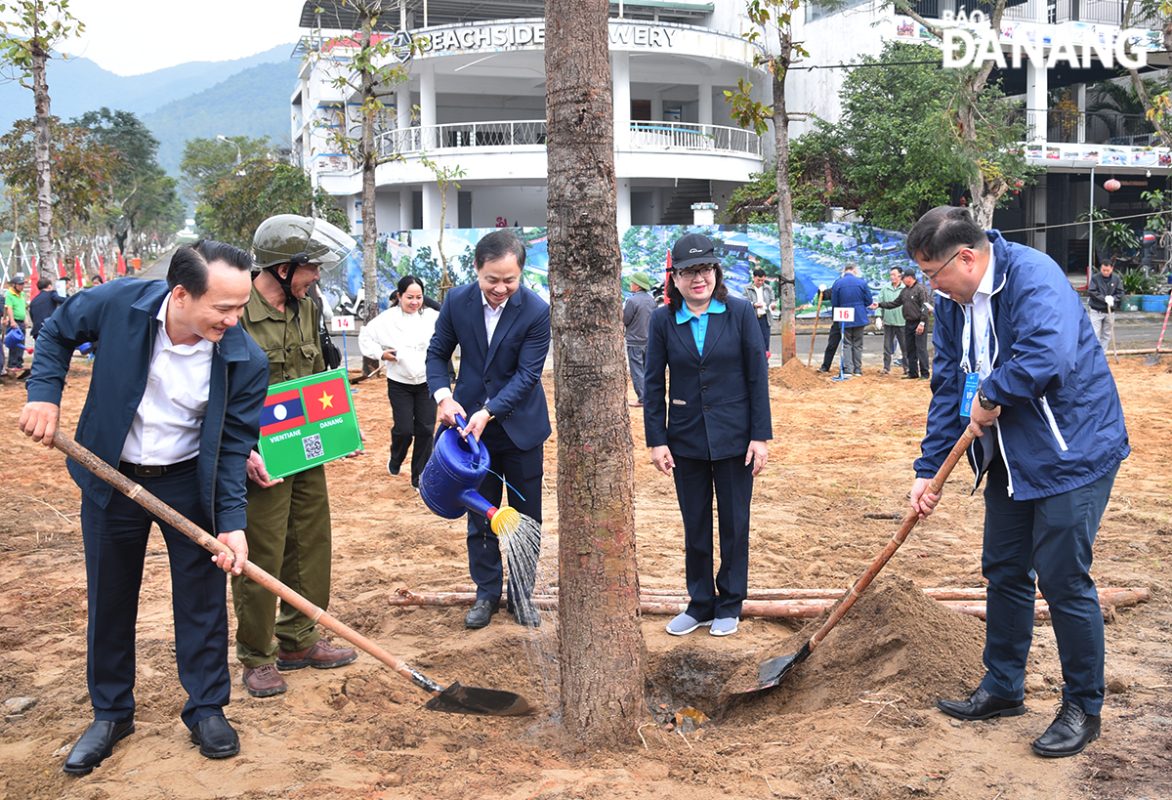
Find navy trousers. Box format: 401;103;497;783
80;461;230;729
466;424;543;606
979;457;1118;716
673;453;753;620
756;314;771;354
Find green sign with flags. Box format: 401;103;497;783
257;368;362;479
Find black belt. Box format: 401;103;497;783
118;458;198;478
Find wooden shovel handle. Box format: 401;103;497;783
808;425;978;653
52;432;446;697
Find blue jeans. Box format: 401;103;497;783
979;458;1118;715
626;344;646;403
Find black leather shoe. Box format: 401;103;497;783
465;599;498;629
513;603;541;628
1031;702;1101;758
63;719;135;775
936;687;1026;721
190;715;240;759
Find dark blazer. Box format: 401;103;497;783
426;282;551;452
644;295;772;461
830;272;873;328
26;280;269;532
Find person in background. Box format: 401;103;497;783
877;266;907;375
645;232;771;639
879;268;933;380
906;205;1128;759
3;272;28;376
29;275;66;342
829;263;872;376
1085;260;1123;352
744;268;775;359
358;274;440;487
425;229;551;630
622;271;655;407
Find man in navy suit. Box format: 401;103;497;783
20;242;268;774
426;229;551;629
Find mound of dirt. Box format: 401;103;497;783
771;357;824;391
724;575;985;721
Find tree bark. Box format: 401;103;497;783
546;0;646;746
772;34;796;363
31;18;55;280
359;12;380;374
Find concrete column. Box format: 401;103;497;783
420;61;436;149
698;82;712;126
399;187;412;231
1026;60;1048;142
422;184;441;230
1031;173;1047;253
616;178;631;231
396;84;411;130
651;95;663;121
1076;83;1087;144
611;51;631;149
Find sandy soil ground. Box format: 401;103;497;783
0;355;1169;800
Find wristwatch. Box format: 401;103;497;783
977;388;998;411
481;404;495;421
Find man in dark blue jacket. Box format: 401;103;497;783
829;263;872;375
426;229;551;629
20;241;268;774
906;206;1129;759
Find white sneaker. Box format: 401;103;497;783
665;612;712;636
709;617;739;637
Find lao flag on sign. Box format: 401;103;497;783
260;389;306;435
302;376;351;423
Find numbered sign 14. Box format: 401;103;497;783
331;315;355;333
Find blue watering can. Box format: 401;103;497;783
419;414;519;536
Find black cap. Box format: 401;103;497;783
671;233;717;270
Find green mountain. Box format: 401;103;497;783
143;59;302;177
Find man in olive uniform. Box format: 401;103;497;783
233;215;359;698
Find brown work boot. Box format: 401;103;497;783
242;664;287;698
276;639;357;671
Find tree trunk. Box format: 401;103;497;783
772;39;796;363
32;25;55;282
545;0;646;746
359;14;380;374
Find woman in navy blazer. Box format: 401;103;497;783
644;233;772;637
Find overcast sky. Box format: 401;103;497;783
58;0;307;76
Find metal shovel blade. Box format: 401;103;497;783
423;681;535;716
732;642;811;696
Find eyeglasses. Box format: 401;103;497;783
922;248;965;282
674;265;716;280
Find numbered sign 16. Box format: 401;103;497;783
331;315;355;333
832;307;855;323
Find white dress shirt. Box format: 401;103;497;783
120;295;213;465
433;292;509;404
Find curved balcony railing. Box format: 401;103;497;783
372;119;762;163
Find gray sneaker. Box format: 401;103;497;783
665;612;712;636
710;617;739;637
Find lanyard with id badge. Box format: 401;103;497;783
958;304;990;419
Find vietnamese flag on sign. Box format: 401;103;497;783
259;389;306;435
303;376;351;423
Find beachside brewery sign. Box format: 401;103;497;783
415;21;680;55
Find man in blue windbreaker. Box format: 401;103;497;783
905;206;1129;759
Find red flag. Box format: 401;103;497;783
302;376;351;423
98;255;106;282
29;257;39;300
58;257;66;279
116;252;126;276
74;257;84;287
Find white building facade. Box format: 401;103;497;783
292;1;772;234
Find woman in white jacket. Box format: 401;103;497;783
358;275;440;487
